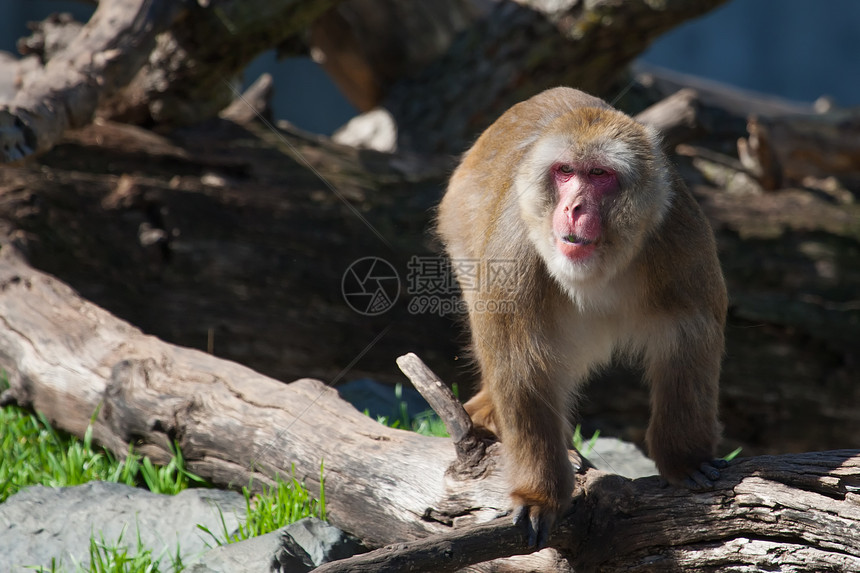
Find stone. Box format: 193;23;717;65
586;437;658;479
0;482;245;572
188;518;364;573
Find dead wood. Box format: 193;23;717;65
309;0;481;112
0;245;509;548
1;0;727;161
738;111;860;192
316;450;860;572
99;0;342;127
0;259;858;571
0;0;340;163
372;0;729;153
0;0;183;163
632;65;860;194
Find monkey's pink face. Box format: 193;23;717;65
551;162;619;262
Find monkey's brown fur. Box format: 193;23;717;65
437;87;726;545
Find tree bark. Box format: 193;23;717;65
376;0;730;152
1;0;728;162
0;255;858;571
0;0;184;162
738;110;860;192
100;0;343;127
0;0;341;163
0;245;482;548
316;448;860;572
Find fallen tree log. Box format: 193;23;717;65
631;64;860;194
0;0;340;163
738;111;860;192
0;245;483;549
0;0;184;162
1;0;727;162
1;246;859;572
317;448;860;572
312;0;729;152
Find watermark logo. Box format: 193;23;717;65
342;257;401;316
342;256;518;316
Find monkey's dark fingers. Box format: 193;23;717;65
683;470;713;490
512;505;554;548
683;459;727;490
512;504;528;527
700;460;723;481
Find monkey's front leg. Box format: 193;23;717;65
491;377;575;548
645;323;726;489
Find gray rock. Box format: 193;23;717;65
189;517;364;573
0;481;245;572
586;437;658;479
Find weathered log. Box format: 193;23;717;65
376;0;729;152
16;11;85;63
0;0;184;162
309;0;481;112
2;0;728;160
100;0;343;127
0;0;341;163
738;111;860;192
632;65;860;193
1;254;858;571
0;245;507;548
316;449;860;572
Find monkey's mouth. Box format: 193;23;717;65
557;233;598;262
561;233;595;247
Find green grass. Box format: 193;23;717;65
723;446;743;461
1;403;326;573
198;464;327;546
0;405;204;502
26;526;185;573
572;424;600;456
85;526;184;573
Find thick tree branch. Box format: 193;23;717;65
0;0;342;164
0;0;184;163
379;0;729;152
100;0;343;126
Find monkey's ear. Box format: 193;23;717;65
641;121;669;156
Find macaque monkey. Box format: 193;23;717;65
437;87;727;547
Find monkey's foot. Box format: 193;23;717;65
512;503;557;549
662;458;728;490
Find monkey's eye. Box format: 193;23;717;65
589;167;607;176
558;164;574;174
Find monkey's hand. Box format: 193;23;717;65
681;458;728;490
511;493;565;549
660;458;728;490
510;453;579;549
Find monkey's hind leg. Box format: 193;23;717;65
463;388;500;437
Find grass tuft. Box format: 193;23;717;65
197;463;327;546
0;405;207;503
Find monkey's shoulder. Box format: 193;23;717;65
640;185;726;314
